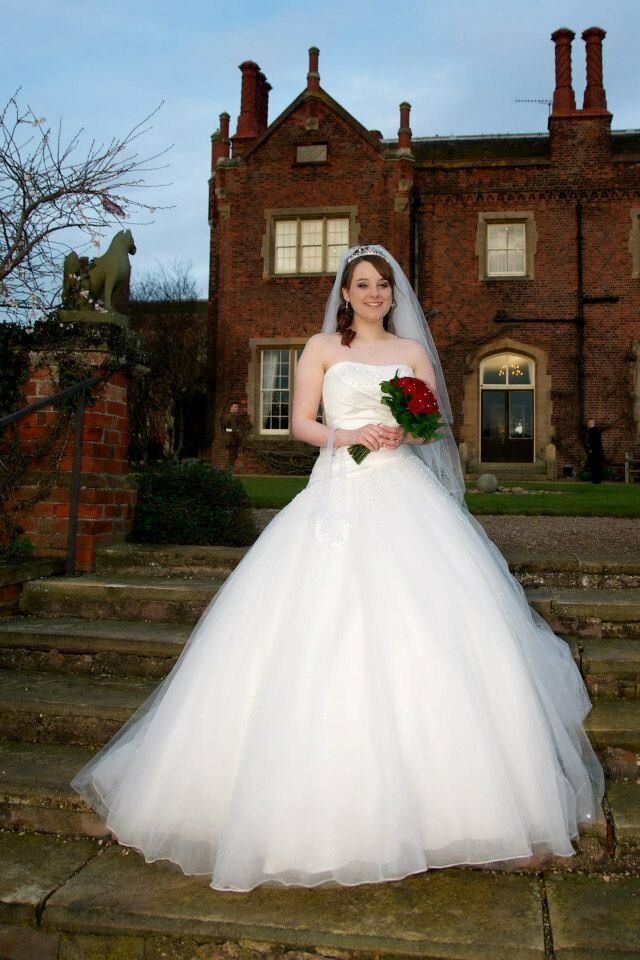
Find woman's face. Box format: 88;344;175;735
342;260;393;324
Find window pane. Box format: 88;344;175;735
506;355;533;385
509;391;533;438
481;354;508;385
481;391;507;439
326;218;349;272
300;219;323;273
261;349;290;432
275;221;297;274
487;222;526;276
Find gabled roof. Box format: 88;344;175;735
241;86;384;162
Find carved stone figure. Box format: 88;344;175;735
62;230;136;324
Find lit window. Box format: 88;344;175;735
486;223;526;277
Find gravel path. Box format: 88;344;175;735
253;509;640;557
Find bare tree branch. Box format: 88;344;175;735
0;90;171;322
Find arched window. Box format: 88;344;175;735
480;353;535;462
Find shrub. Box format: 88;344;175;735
129;461;258;546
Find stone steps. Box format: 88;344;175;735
0;666;638;770
580;638;640;699
2;831;640;960
527;587;640;639
0;668;154;747
0;739;107;837
19;574;221;623
94;544;640;590
95;542;245;578
2;735;638;856
0;616;187;678
508;553;640;590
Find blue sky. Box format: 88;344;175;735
2;0;639;297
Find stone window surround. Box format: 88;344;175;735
460;338;552;466
261;206;359;279
294;141;330;165
475;211;537;281
630;208;640;279
247;337;308;438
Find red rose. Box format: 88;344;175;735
408;395;433;414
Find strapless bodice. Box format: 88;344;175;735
322;361;414;429
310;361;416;483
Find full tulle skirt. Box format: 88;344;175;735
72;448;604;891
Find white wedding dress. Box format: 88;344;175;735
72;360;604;891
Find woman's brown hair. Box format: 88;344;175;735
336;254;395;347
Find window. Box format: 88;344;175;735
262;208;357;278
480;352;535;463
273;216;349;275
259;346;323;435
476;212;536;280
486;223;526;276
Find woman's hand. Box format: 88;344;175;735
342;423;404;451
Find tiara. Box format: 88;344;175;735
345;245;389;265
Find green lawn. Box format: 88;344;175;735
465;481;640;517
239;475;640;517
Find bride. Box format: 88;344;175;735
72;244;604;892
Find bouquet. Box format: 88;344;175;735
348;371;442;464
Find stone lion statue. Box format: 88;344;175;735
63;229;136;314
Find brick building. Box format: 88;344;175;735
208;27;640;477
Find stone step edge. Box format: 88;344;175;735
0;617;189;656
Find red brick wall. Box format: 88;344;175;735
9;360;136;572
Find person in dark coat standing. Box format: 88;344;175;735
586;418;604;484
222;402;242;471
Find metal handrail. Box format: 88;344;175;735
0;375;101;575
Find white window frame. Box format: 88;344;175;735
257;345;323;436
262;207;358;278
476;211;537;280
273;216;349;276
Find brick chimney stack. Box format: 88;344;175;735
398;102;412;151
307;47;320;92
550;28;577;115
582;26;608;112
256;71;272;132
211;112;231;167
232;61;271;157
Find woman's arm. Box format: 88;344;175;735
291;336;338;447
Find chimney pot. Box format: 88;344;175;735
398;102;412;150
582;26;608;112
307;46;320;92
550;27;577;115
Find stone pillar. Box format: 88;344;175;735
582;27;608;112
12;336;138;572
550;28;576;115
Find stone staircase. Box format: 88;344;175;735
1;543;640;959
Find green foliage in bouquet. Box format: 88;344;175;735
348;371;443;464
129;461;258;547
